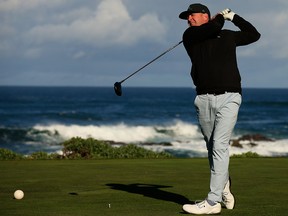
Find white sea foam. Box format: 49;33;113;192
32;121;288;157
33;121;202;143
229;139;288;157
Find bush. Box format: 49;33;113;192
0;148;23;160
62;137;112;159
28;151;61;160
231;151;260;158
62;137;173;159
116;144;172;159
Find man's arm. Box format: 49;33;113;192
232;14;261;46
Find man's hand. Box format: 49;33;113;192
220;8;235;21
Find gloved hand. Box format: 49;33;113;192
220;8;235;21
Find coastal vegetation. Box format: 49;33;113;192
0;137;271;160
0;137;173;160
0;137;266;160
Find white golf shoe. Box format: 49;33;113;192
182;200;221;215
222;177;235;209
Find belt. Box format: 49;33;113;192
197;90;241;96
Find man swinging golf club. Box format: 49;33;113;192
179;3;260;215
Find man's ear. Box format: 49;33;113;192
203;13;210;21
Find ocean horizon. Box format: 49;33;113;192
1;86;287;157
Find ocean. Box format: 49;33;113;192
0;86;287;157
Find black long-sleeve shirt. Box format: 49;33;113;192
183;14;261;95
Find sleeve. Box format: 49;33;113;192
232;14;261;46
183;14;225;42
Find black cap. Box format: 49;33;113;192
179;3;210;20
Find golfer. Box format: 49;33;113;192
179;3;260;215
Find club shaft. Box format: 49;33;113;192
120;41;183;84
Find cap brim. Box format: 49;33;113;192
179;11;191;20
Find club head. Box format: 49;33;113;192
114;82;122;96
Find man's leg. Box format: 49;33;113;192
194;94;216;149
194;94;217;196
207;93;242;203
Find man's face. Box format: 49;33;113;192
187;13;209;27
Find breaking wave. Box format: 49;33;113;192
1;120;287;157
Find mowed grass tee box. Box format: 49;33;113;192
0;158;287;216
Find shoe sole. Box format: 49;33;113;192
182;208;221;215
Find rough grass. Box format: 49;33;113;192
0;158;287;216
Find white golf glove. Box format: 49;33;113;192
220;8;235;21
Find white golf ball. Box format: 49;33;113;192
14;190;24;200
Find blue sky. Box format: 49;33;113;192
1;0;287;88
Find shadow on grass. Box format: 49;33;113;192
106;183;192;205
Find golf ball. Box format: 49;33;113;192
14;190;24;200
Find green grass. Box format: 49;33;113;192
0;158;287;216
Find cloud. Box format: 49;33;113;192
73;51;86;59
251;10;288;59
0;0;67;12
25;0;167;47
0;25;16;55
24;48;42;59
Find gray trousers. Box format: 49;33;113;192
194;92;242;202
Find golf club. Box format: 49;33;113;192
114;41;183;96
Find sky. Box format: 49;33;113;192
0;0;288;88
